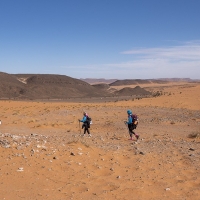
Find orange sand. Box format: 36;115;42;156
0;82;200;200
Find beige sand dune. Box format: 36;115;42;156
0;82;200;200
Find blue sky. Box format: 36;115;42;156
0;0;200;79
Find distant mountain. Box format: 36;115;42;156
0;73;111;99
80;78;117;84
109;78;200;86
3;72;195;100
157;78;200;82
109;79;169;86
114;86;151;96
92;83;110;90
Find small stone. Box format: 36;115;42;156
17;167;24;172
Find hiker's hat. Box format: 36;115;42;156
127;110;132;115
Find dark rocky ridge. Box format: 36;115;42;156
0;72;111;99
0;72;152;99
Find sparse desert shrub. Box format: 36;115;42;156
28;120;34;123
152;91;162;97
170;121;175;125
188;132;200;139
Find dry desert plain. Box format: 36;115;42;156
0;82;200;200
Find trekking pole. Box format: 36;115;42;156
78;120;81;134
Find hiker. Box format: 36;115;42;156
78;112;91;136
125;109;139;140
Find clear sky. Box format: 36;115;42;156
0;0;200;79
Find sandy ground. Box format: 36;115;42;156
0;82;200;200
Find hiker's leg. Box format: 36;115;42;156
133;131;139;140
83;127;87;134
128;124;133;140
129;132;133;139
129;129;133;140
87;128;90;135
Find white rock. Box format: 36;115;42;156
17;167;24;172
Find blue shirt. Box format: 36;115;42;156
80;116;87;123
127;115;133;124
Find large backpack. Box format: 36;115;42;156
131;114;138;129
86;116;92;128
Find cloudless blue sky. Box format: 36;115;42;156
0;0;200;79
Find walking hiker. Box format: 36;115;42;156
78;112;91;137
124;109;139;140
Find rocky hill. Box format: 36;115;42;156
0;72;112;99
114;86;151;96
109;79;169;86
92;83;110;90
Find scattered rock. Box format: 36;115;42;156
189;148;195;151
17;167;24;172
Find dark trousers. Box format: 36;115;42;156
82;123;90;135
128;124;136;137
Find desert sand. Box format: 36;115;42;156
0;82;200;200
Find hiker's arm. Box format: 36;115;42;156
80;116;87;122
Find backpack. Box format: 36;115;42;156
131;114;138;129
86;116;92;127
